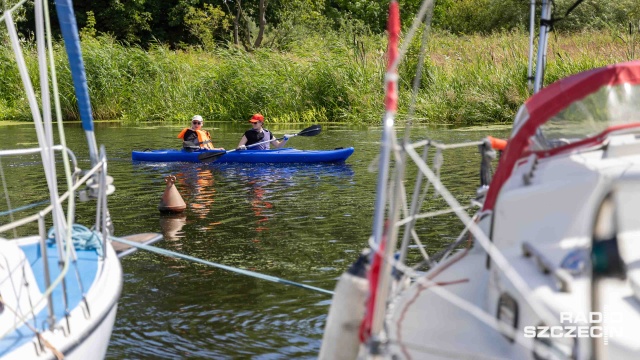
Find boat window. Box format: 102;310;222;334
530;83;640;150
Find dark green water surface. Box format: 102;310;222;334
0;122;509;359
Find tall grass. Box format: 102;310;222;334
0;29;631;125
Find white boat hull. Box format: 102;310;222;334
385;141;640;359
0;238;122;360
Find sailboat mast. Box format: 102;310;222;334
54;0;99;166
527;0;536;91
533;0;552;94
364;2;401;354
371;1;400;251
530;0;553;146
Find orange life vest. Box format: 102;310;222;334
177;128;214;149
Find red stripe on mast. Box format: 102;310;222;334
359;1;401;344
385;1;400;112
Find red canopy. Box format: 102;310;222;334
483;61;640;211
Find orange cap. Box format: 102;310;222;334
487;136;507;151
249;113;264;123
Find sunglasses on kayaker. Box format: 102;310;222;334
192;121;202;125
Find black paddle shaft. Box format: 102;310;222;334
197;124;322;163
295;124;322;137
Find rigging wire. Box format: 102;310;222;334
49;14;93;314
0;160;104;339
110;236;335;296
44;0;77;254
349;0;595;357
0;158;18;238
404;144;558;324
0;296;64;359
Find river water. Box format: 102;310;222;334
0;121;509;359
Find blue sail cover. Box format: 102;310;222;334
54;0;94;132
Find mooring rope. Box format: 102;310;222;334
0;200;50;218
110;236;334;296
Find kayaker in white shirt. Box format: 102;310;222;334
177;115;224;151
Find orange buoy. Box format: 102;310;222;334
158;175;186;213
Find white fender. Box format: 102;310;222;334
319;256;369;360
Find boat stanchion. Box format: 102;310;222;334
158;175;186;213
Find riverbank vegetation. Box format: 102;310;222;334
0;0;638;125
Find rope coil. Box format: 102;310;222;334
47;224;103;256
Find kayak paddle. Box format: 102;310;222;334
197;124;322;163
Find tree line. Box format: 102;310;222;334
11;0;640;51
1;0;638;124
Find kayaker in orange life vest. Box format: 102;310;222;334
236;113;292;150
177;115;224;151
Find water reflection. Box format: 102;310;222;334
174;168;216;220
214;163;355;182
250;182;272;233
159;213;187;241
122;160;359;358
7;124;501;359
131;162;355;238
216;164;355;235
87;125;503;359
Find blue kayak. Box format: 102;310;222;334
131;147;354;163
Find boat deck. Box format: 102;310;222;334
0;240;99;356
387;251;521;360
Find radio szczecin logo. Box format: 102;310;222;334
523;312;622;345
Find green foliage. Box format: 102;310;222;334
1;0;638;125
0;47;30;119
79;11;97;39
403;31;530;125
431;0;640;35
432;0;529;34
324;0;388;32
398;24;435;91
73;0;152;44
6;0;636;49
263;0;332;50
184;3;231;50
550;0;640;31
0;29;630;125
618;21;640;60
323;0;423;34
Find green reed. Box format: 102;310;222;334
0;29;629;125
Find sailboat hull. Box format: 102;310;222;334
0;237;122;360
